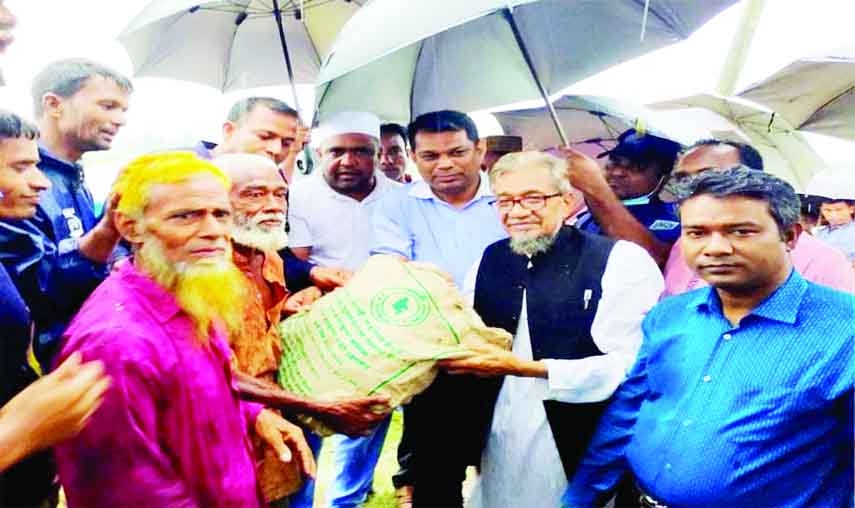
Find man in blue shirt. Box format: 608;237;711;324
567;129;682;267
371;110;507;507
814;185;855;265
563;166;854;507
0;110;69;506
0;59;132;367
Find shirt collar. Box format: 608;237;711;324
231;242;287;290
38;145;81;178
408;174;493;203
824;221;855;233
689;269;807;325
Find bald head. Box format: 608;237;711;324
675;143;745;179
212;153;279;184
212;153;289;251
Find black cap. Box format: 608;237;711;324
598;128;682;168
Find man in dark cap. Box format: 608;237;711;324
562;129;682;266
481;135;523;173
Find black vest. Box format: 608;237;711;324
474;226;615;478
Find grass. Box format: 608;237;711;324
312;410;402;508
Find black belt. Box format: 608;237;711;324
639;492;668;508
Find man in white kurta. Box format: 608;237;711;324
445;151;663;507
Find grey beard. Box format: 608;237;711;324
231;226;288;252
509;234;556;257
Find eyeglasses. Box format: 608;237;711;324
490;193;562;212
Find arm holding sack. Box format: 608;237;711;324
236;372;390;436
441;241;662;403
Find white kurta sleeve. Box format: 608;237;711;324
286;181;314;248
461;253;483;307
542;240;663;403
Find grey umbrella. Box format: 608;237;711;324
314;0;738;144
493;94;686;155
120;0;363;113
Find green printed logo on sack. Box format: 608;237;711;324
370;288;431;327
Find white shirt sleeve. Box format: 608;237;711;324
542;240;664;403
461;253;483;307
286;182;314;248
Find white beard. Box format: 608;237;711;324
231;212;289;252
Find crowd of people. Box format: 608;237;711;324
0;4;853;507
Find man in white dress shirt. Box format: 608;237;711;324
442;151;663;507
288;112;399;272
286;112;399;508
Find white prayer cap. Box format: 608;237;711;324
314;111;381;145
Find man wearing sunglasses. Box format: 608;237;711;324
440;151;662;508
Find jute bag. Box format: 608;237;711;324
278;255;511;435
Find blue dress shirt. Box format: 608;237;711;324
563;270;854;507
0;147;108;366
370;177;507;288
815;221;855;263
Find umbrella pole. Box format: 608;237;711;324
502;8;569;146
272;0;302;114
272;0;315;175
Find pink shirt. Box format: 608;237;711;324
664;232;855;296
55;262;264;508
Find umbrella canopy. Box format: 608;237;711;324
493;95;689;157
739;46;855;141
314;0;737;127
650;93;827;190
119;0;362;92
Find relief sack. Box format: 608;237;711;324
278;255;511;435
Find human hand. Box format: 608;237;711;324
309;266;353;291
98;193;121;236
395;485;414;508
279;125;312;182
1;354;111;457
283;286;322;314
439;344;529;377
556;146;610;196
254;409;316;478
315;396;392;437
0;3;17;54
292;124;310;153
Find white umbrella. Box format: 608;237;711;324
120;0;362;110
492;95;689;156
314;0;737;143
650;93;827;190
739;46;855;141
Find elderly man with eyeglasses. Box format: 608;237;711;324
438;151;663;508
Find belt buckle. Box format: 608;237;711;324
640;494;668;508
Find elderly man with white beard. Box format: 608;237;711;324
212;153;391;505
439;151;664;508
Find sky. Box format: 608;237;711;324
0;0;853;199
